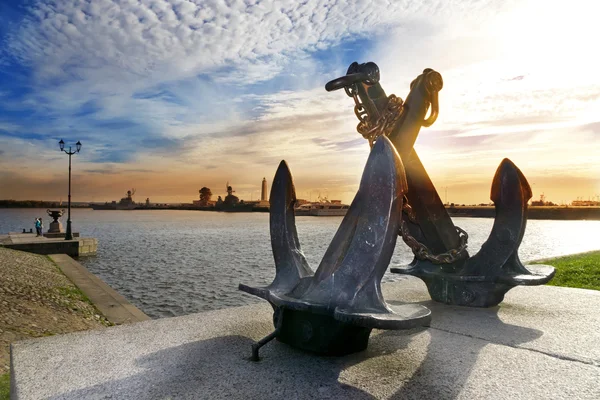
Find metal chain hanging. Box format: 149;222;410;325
344;85;469;264
345;84;404;148
399;220;469;265
399;195;469;264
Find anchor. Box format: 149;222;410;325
239;136;431;360
326;62;555;308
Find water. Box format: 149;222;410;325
1;209;599;319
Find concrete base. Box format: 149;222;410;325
43;232;80;239
0;232;96;256
10;279;600;399
48;221;63;234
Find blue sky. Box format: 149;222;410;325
0;0;598;204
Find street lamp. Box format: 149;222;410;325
59;139;82;240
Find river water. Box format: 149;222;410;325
1;209;599;319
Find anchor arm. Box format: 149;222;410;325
239;160;313;299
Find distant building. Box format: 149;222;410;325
295;199;309;207
531;194;556;206
571;200;600;206
257;177;270;208
223;183;239;206
192;199;216;207
261;178;267;201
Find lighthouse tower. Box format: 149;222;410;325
261;177;268;201
258;177;270;208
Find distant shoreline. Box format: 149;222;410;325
2;203;600;220
446;206;600;220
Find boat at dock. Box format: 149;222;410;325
295;198;349;216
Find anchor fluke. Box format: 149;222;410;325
238;160;313;300
240;136;430;357
393;156;556;307
464;158;555;282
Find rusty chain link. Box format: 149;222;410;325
345;84;404;148
399;219;469;265
344;81;467;264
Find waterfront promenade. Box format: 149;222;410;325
0;232;97;257
10;277;600;399
2;237;599;398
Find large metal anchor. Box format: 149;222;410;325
326;62;556;308
239;136;431;360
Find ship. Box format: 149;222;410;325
295;198;349;216
91;189;137;210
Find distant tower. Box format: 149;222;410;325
261;177;268;201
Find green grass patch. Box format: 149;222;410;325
45;256;113;326
45;256;94;305
0;373;9;400
531;251;600;291
56;286;93;305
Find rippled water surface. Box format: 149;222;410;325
2;209;599;319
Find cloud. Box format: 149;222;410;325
4;0;499;84
0;0;599;204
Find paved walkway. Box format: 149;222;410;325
0;232;72;245
1;232;96;256
10;279;600;399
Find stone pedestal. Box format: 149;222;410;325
46;209;65;234
48;221;63;233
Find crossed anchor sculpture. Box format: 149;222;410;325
240;136;431;360
239;61;555;359
325;61;555;307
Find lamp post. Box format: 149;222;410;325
59;139;81;240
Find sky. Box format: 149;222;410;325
0;0;598;205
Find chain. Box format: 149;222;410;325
345;84;404;148
399;219;469;265
343;81;465;264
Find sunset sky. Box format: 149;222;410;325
0;0;598;205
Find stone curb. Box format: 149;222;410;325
48;254;151;325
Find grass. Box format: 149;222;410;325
56;286;93;305
45;256;113;326
531;251;600;291
46;256;95;306
0;373;9;400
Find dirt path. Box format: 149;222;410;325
0;247;110;374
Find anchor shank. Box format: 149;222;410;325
403;150;461;253
358;81;389;120
356;76;461;252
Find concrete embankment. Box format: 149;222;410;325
0;248;110;374
0;232;97;257
48;254;150;325
0;247;150;376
